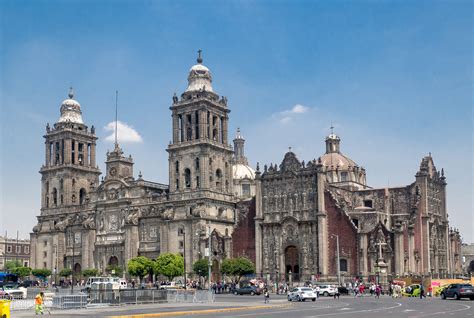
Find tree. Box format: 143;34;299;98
106;265;123;277
193;259;209;278
220;257;255;282
154;253;184;281
11;266;31;278
82;268;99;277
32;268;52;279
59;268;72;277
4;260;22;272
128;256;153;281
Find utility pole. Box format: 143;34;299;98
4;231;7;272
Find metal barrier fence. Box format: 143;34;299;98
8;289;214;311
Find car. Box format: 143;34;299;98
317;284;337;296
288;287;317;302
440;284;474;300
233;285;261;296
0;285;27;299
402;284;421;297
338;286;349;295
18;280;39;288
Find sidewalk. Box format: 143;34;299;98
12;299;290;317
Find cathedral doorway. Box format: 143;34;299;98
285;246;300;281
109;256;119;267
73;263;82;284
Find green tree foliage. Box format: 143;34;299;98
106;265;123;277
128;256;153;280
82;268;99;277
59;268;72;277
220;257;255;282
4;260;22;271
154;253;184;281
192;259;209;277
11;266;31;278
31;268;52;279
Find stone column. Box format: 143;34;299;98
83;143;89;166
52;140;57;165
90;143;96;167
45;142;50;166
316;173;328;277
223;116;228;145
200;111;206;139
201;157;209;189
394;229;404;276
64;139;71;164
190;112;196;140
408;226;415;273
172;113;179;143
360;234;368;277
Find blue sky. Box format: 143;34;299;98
0;0;472;243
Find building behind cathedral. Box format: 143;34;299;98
30;54;463;283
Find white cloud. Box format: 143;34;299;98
104;121;143;143
273;104;310;124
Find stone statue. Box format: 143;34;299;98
172;93;178;104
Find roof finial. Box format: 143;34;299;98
197;49;203;64
68;86;74;99
330;123;334;135
289;146;292;152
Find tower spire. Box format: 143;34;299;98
197;49;203;64
115;90;118;148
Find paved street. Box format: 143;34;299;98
13;294;474;318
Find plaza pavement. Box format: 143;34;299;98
11;294;474;318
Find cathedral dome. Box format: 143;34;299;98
233;163;256;180
58;87;84;124
185;51;214;93
318;152;358;169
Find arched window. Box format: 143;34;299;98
79;188;86;205
212;128;218;141
196;176;200;188
60;179;64;191
195;158;200;170
52;188;58;206
184;168;191;188
60;195;64;205
340;259;348;272
72;178;76;188
216;169;222;190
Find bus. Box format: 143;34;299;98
0;272;18;287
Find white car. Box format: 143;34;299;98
316;284;337;296
0;285;27;299
287;287;317;302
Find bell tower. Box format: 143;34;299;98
167;51;234;199
40;88;101;211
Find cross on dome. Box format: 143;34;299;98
197;49;203;64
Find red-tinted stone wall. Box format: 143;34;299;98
232;197;256;264
325;191;358;276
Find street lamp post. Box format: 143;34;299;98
71;232;75;295
208;224;212;293
183;229;187;290
331;234;341;286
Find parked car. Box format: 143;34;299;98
18;280;39;288
338;286;349;295
440;284;474;300
232;285;261;296
288;287;317;302
317;284;337;296
402;284;421;297
0;285;27;299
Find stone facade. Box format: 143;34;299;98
30;54;462;284
0;236;31;270
256;134;463;283
30;55;247;279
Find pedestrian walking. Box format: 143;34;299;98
333;287;340;299
263;288;270;303
375;285;381;299
34;291;44;315
419;285;425;299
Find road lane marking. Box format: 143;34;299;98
109;303;293;318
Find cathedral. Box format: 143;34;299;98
30;53;462;284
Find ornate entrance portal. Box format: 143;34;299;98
285;245;300;280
